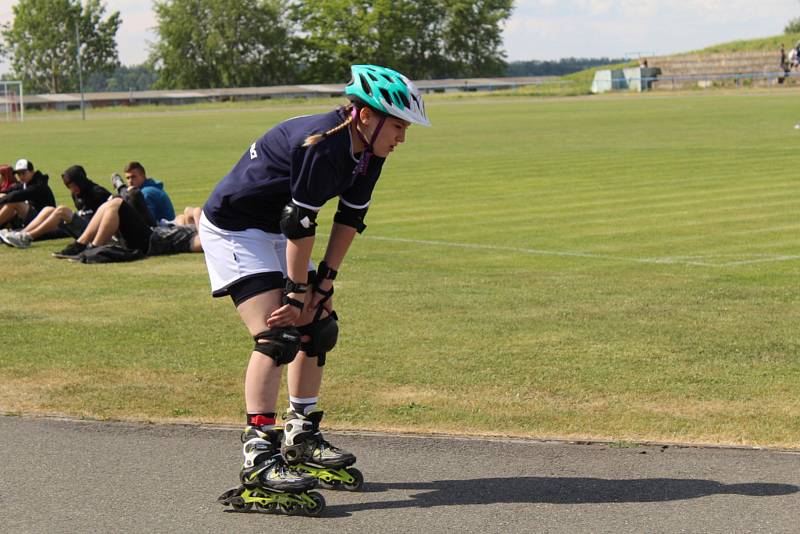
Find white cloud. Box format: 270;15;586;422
504;0;797;60
109;0;158;65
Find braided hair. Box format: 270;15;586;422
302;105;356;147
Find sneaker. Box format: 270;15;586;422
52;240;87;259
5;231;31;249
0;229;12;246
111;173;126;194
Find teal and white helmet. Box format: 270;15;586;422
345;64;431;127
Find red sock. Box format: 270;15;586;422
247;413;276;427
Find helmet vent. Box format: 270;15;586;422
381;73;394;83
367;72;379;81
397;91;410;109
359;74;372;96
379;87;392;104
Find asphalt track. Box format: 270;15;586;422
1;416;798;533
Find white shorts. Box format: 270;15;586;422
198;212;313;298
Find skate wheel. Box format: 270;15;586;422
217;486;242;505
283;503;303;515
341;467;364;492
255;501;277;514
317;479;340;490
229;497;252;512
303;491;326;517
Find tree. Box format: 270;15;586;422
290;0;512;82
371;0;448;79
0;0;120;94
785;17;800;34
149;0;296;89
441;0;513;77
288;0;377;83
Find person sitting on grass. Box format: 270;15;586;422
0;164;18;193
2;165;112;249
113;161;176;224
0;159;56;231
53;195;202;260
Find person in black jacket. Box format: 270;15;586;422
0;159;56;229
1;165;111;248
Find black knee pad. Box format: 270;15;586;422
297;312;338;367
253;327;301;366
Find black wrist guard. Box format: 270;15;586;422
316;261;338;283
285;279;308;294
283;278;307;311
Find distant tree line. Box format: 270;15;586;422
85;65;158;92
1;0;513;93
506;57;627;77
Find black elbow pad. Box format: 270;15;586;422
280;201;318;239
333;200;368;233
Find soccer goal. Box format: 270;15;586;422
0;81;24;123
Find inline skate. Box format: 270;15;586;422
217;426;325;516
281;407;364;491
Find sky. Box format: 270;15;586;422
0;0;798;74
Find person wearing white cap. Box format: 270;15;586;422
0;159;56;232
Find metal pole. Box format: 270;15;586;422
75;20;85;120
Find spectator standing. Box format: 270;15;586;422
779;44;789;84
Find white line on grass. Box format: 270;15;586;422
364;236;715;266
363;236;799;268
719;255;800;266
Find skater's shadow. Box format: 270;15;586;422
325;477;798;517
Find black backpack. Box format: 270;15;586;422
75;243;145;264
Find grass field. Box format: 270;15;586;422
1;91;798;447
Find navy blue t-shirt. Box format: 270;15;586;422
204;108;385;234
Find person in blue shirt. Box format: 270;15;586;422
202;65;430;509
122;161;175;223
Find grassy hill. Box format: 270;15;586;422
521;32;800;96
695;32;800;54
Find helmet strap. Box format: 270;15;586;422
352;106;387;176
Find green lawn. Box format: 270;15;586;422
1;92;798;447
